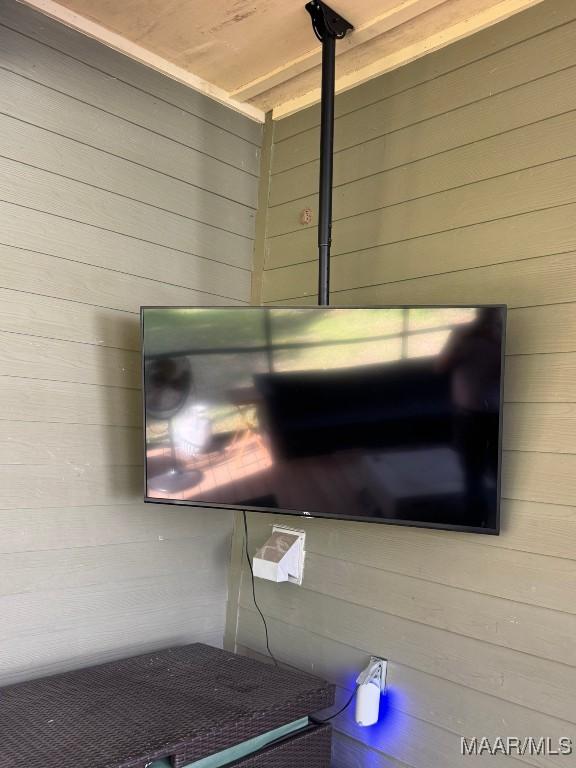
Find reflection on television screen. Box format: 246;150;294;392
142;306;506;534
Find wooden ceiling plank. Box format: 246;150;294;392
268;0;546;119
230;0;448;101
15;0;548;123
15;0;265;122
44;0;420;95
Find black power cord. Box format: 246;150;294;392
242;510;280;668
241;511;308;675
241;509;354;720
310;685;359;724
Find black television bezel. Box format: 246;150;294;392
141;305;507;535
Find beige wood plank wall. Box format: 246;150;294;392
0;1;260;684
227;1;576;766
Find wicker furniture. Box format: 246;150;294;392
0;643;335;768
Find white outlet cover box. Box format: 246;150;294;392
253;525;306;585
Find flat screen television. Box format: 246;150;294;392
142;306;506;534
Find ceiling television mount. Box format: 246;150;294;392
305;0;353;306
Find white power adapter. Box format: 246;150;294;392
355;657;388;726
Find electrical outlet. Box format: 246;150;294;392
300;207;313;225
273;525;306;585
370;656;388;691
252;525;306;585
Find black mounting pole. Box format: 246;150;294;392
318;33;336;307
305;0;353;307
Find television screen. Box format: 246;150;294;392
142;306;506;534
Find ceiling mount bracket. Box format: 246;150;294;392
305;1;353;307
305;0;353;42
